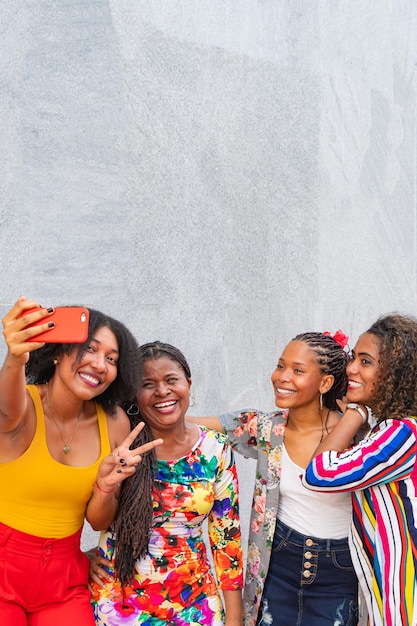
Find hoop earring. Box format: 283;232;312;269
319;393;323;411
126;403;140;416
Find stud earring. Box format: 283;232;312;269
53;359;58;366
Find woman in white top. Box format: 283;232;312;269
189;331;360;626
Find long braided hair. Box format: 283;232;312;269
113;341;192;586
292;332;349;409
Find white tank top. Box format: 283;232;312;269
277;443;352;538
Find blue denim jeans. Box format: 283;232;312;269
257;520;359;626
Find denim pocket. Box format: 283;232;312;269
331;547;355;571
271;535;288;553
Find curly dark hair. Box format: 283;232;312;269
364;314;417;420
113;341;191;587
25;308;142;413
292;332;349;410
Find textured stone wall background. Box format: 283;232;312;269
1;1;417;550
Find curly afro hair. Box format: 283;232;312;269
25;308;142;413
364;313;417;421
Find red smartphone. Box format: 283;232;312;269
22;306;90;343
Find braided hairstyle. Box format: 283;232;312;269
292;332;349;410
364;314;417;420
113;341;192;586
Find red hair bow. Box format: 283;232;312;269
323;329;349;349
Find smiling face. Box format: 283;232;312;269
346;332;381;407
55;325;119;399
137;356;192;434
271;340;332;410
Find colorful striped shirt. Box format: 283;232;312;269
303;418;417;626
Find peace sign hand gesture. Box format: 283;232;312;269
87;421;163;531
96;421;163;491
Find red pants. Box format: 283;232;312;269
0;522;95;626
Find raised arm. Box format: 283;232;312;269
86;420;163;530
309;402;367;457
189;410;267;461
186;415;223;431
0;297;55;429
304;409;417;492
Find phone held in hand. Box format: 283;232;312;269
23;306;90;343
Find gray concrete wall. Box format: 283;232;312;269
1;1;417;551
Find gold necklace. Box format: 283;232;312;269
46;384;83;454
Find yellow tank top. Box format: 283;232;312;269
0;385;112;538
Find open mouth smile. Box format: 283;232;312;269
153;400;178;412
275;388;295;396
79;372;101;387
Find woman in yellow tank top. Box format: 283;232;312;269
0;297;162;626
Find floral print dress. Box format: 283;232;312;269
91;427;244;626
219;409;287;626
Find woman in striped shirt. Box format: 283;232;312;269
303;314;417;626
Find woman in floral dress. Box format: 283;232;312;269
90;341;244;626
